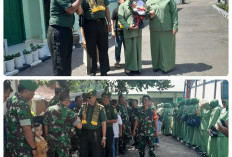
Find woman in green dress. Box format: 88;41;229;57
146;0;178;73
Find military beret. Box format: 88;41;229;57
101;90;111;97
19;80;39;91
87;89;97;97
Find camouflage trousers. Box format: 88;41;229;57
138;136;156;157
119;126;131;151
47;143;69;157
6;148;32;157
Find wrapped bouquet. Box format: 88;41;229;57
129;0;150;29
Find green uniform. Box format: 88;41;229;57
116;103;131;151
172;103;178;137
49;0;76;27
162;103;173;135
186;103;196;144
183;103;190;142
136;106;158;157
146;0;178;72
6;93;33;156
118;0;142;71
191;104;201;147
44;103;81;157
200;107;211;153
48;96;59;107
207;100;221;157
216;107;228;157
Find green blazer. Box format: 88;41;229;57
118;0;142;39
146;0;178;32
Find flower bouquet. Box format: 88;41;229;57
129;0;150;29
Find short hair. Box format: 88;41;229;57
18;85;25;93
142;95;151;102
75;96;81;101
33;122;42;128
110;99;117;105
118;94;124;100
133;99;138;104
59;91;70;101
55;87;63;95
4;80;13;93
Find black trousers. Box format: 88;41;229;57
47;25;73;76
83;18;110;74
80;128;102;157
103;127;113;157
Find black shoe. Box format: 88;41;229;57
153;69;159;72
101;72;107;76
134;70;141;75
89;72;96;76
125;70;134;76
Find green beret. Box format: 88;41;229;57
87;89;97;97
191;98;199;105
19;80;38;91
210;99;219;109
101;91;111;97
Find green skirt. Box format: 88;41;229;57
150;31;176;72
217;136;228;157
124;36;142;71
200;130;209;153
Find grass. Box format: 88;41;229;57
216;3;229;12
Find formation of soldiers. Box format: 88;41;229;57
4;80;229;157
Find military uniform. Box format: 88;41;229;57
44;103;81;157
207;100;221;157
136;105;158;157
172;103;178;137
6;80;38;156
116;103;131;152
104;104;118;157
78;90;107;157
48;96;59;107
146;0;178;72
118;0;142;72
81;0;110;75
162;103;173;135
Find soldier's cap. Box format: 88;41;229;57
19;80;39;91
191;98;199;104
101;90;112;97
87;89;97;97
210;99;219;108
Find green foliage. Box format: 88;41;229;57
36;44;43;49
38;80;174;95
23;49;31;55
4;54;15;61
30;43;37;51
217;3;228;12
14;52;21;58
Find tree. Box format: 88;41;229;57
38;80;174;94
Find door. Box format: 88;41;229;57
4;0;25;46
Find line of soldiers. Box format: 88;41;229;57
170;98;229;157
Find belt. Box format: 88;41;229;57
50;25;72;30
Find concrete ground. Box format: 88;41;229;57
121;135;200;157
15;0;228;76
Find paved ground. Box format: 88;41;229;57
117;135;200;157
15;0;228;76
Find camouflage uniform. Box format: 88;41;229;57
116;103;132;152
6;93;33;157
136;106;158;157
48;96;59;107
44;103;81;157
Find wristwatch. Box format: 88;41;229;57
102;136;106;140
31;147;37;151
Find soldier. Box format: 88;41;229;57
172;102;178;137
78;89;107;157
162;103;173;135
101;91;118;157
133;95;159;157
131;99;139;146
44;91;82;157
6;80;39;157
207;100;221;157
116;94;131;154
48;87;63;107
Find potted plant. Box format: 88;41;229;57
36;44;44;58
23;49;33;64
4;54;15;72
14;52;23;68
30;43;39;61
